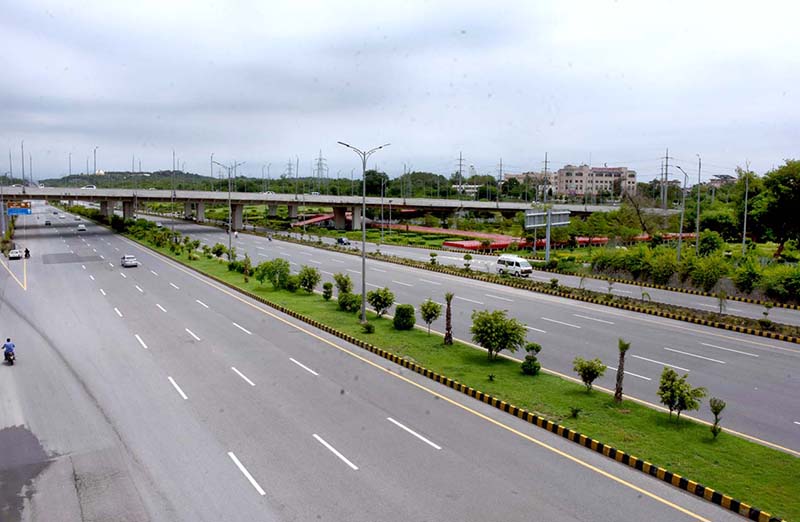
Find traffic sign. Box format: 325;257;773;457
6;201;31;215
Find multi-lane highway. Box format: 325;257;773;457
133;214;800;454
0;204;746;521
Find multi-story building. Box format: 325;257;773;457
553;164;636;197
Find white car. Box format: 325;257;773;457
7;249;21;260
81;185;96;189
496;254;533;277
59;214;65;219
77;224;86;232
155;222;163;228
74;216;81;221
120;255;139;268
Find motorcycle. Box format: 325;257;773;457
4;351;15;365
24;249;30;259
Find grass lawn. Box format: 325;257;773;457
136;237;799;520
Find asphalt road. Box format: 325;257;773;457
135;215;800;455
0;203;744;521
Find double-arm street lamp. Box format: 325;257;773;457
337;141;390;322
213;159;245;255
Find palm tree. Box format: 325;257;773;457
444;292;454;345
614;338;631;403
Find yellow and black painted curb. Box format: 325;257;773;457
128;235;781;522
273;235;800;345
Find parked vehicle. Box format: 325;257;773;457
496;254;533;277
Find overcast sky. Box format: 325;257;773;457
2;0;798;184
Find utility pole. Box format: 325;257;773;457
456;152;465;197
69;152;72;176
695;154;701;255
93;146;98;176
210;153;214;191
497;157;503;202
295;156;300;195
741;161;750;256
29;154;32;184
20;141;25;185
8;150;12;180
543;152;549;203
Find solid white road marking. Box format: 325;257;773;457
321;270;334;276
99;255;104;259
93;248;97;252
573;314;615;325
541;317;581;329
310;260;322;265
313;434;358;470
195;299;209;309
227;452;266;496
485;294;513;302
455;296;484;305
607;366;651;381
611;289;632;294
108;262;113;267
366;283;381;288
664;347;725;364
120;272;127;279
372;268;387;273
150;270;159;276
232;322;252;335
700;342;758;358
289;357;319;376
632;354;690;372
81;264;86;270
100;289;106;296
386;417;442;450
346;269;360;274
420;278;441;286
392;280;413;287
231;367;256;386
255;246;265;250
135;334;148;349
114;307;123;317
524;326;547;334
114;247;119;251
794;421;800;426
156;304;167;313
185;328;201;341
167;376;188;400
331;259;344;263
89;275;95;281
170;282;180;289
257;253;269;257
135;285;144;293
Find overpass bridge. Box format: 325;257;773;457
1;187;669;231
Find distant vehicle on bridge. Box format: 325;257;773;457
81;185;96;189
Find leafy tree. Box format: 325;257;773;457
366;287;395;317
573;357;606;391
333;272;353;295
614;339;631;403
255;258;291;290
709;397;726;439
298;266;321;293
285;274;300;292
690;254;728;292
393;304;416;330
749;160;800;257
521;342;542;376
443;292;454;345
657;367;707;421
419;299;442;334
732;258;761;294
463;253;473;269
429;252;438;265
470;310;527;360
322;282;333;301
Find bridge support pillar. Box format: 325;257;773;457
231;204;244;231
269;204;278;217
351;205;362;231
333;206;347;230
100;200;114;221
287;204;298;219
196;202;205;222
122;201;134;220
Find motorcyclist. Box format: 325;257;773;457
3;338;15;358
24;248;30;258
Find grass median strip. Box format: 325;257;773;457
127;233;795;519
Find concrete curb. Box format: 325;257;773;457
128;235;782;522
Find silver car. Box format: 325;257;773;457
120;255;139;268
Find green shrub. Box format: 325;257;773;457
698;229;725;256
521;342;542;376
761;265;800;303
333;272;353;295
690;254;728;292
337;292;361;313
362;322;375;334
393;304;416;330
650;250;677;285
366;287;395;317
285;275;300;292
322;282;333;301
572;357;606;391
211;243;227;258
732;258;762;294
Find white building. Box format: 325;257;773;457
553;165;636;197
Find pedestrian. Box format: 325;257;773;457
234;230;238;239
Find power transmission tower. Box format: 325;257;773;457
457;152;465;185
542;152;549;202
315;150;327;191
661;148;673;211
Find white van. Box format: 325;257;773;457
496;254;533;277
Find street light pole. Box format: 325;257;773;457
93;146;98;175
210;153;214;191
337;141;391;323
675;166;690;262
741;161;750;256
213;159;244;255
695;154;701;255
